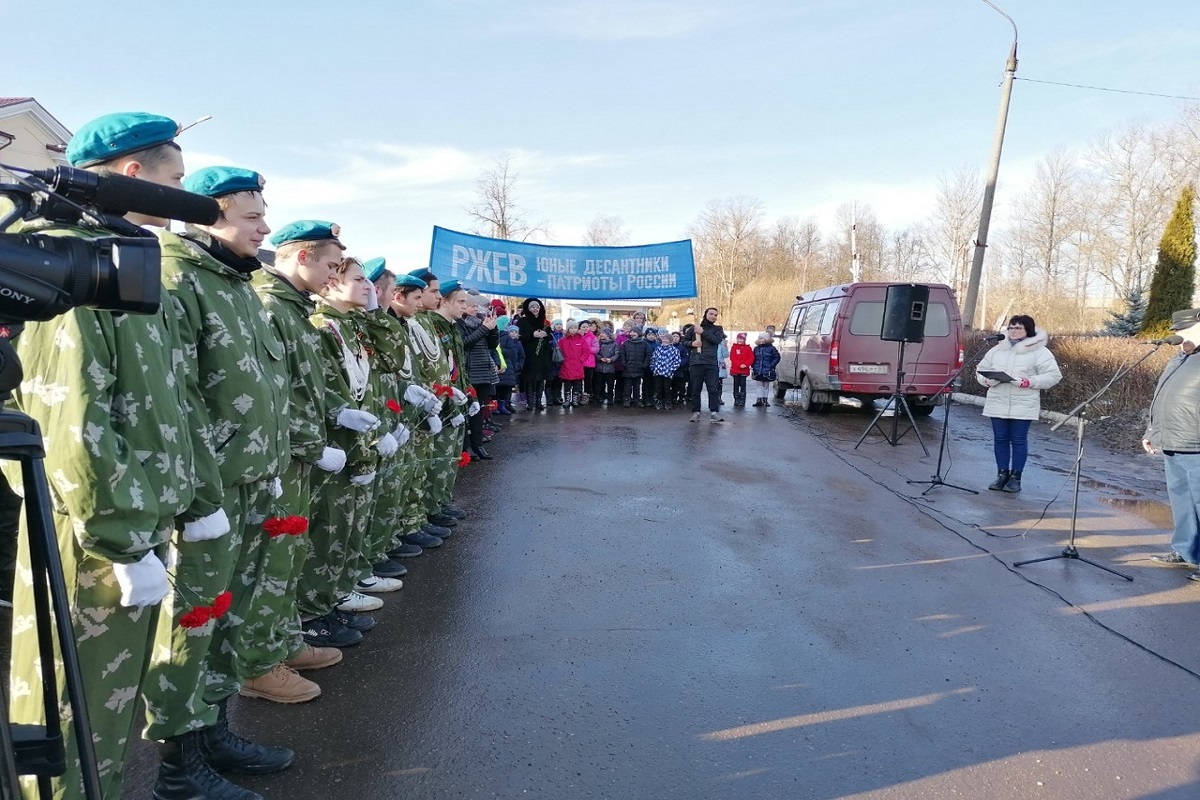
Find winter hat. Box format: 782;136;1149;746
736;332;747;341
490;298;507;316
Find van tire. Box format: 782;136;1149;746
799;376;831;414
912;404;937;417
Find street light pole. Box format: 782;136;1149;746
961;0;1018;330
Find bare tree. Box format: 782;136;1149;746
829;202;884;282
1007;148;1083;292
686;197;766;311
466;154;548;242
582;214;631;246
926;166;982;292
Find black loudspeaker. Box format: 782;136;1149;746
881;283;930;343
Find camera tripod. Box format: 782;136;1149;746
1011;344;1168;580
907;339;996;496
0;371;102;800
855;339;929;456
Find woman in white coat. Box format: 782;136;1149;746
975;314;1062;493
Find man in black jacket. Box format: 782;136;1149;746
685;307;727;423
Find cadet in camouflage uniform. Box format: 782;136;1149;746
389;272;449;546
425;280;473;516
5;112;223;800
244;221;354;695
143;166;294;800
359;262;441;584
405;273;468;545
296;257;385;638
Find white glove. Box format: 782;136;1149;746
269;477;283;498
336;407;380;432
315;446;347;473
364;281;379;311
451;387;468;405
393;424;412;447
426;396;444;414
181;508;231;543
111;551;170;608
426;414;443;434
350;472;376;486
376;432;399;457
404;384;435;408
468;401;481;417
450;413;465;428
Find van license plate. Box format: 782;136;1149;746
849;364;888;374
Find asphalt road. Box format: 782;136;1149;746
115;394;1200;799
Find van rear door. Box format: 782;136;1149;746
841;295;957;395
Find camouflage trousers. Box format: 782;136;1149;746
233;458;313;679
426;417;463;514
398;433;433;534
295;470;373;619
143;479;272;741
362;446;412;570
9;511;168;800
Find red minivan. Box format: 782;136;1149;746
774;282;963;414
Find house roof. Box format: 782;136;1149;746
0;98;71;145
0;98;34;109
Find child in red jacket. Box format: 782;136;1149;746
729;332;755;408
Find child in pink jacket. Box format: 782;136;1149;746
557;322;589;406
581;320;600;403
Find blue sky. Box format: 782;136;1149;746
9;1;1199;267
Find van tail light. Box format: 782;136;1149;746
957;347;964;369
829;339;840;373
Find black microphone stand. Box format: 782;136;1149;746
1011;342;1170;580
907;337;997;496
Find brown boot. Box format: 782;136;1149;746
284;644;344;671
238;664;320;704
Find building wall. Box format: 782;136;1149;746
0;110;68;172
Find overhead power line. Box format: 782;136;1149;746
1015;76;1200;102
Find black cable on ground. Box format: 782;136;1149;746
781;405;1200;683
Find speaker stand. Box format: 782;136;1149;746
855;340;929;456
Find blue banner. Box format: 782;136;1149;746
428;226;697;300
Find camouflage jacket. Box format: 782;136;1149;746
9;221;206;562
310;303;379;478
362;310;430;430
159;230;289;489
252;270;337;465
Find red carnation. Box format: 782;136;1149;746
386;399;402;413
211;591;233;618
466;386;477;398
457;451;471;468
180;606;213;628
263;517;290;537
287;515;309;535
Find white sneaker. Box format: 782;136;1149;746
710;412;725;423
335;591;383;612
357;576;403;593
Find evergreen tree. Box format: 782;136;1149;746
1102;284;1146;336
1141;185;1197;336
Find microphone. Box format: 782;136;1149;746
984;333;1005;342
1149;335;1184;346
30;166;220;225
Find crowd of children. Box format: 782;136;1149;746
492;309;782;413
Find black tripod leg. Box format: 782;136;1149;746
1013;549;1133;580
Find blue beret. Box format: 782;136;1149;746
363;257;388;282
407;267;437;283
184;166;265;198
440;279;464;297
67;111;179;167
396;274;426;289
269;220;346;249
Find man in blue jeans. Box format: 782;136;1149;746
685;307;727;423
1145;308;1200;578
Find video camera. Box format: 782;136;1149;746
0;164;219;800
0;165;219;323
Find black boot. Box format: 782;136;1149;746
198;698;295;775
154;731;264;800
988;469;1010;491
1002;471;1022;493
